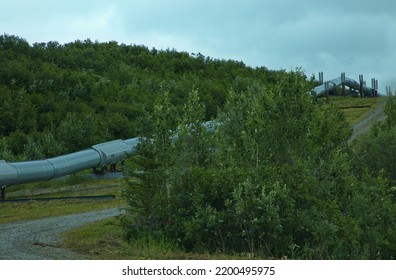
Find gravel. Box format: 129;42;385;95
349;98;387;143
0;207;122;260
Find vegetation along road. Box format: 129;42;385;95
0;96;388;260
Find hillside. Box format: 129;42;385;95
0;34;293;161
1;34;395;260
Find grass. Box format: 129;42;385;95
327;95;385;125
0;175;125;224
60;217;257;260
0;199;123;225
6;173;116;199
61;217;189;260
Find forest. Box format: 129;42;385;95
1;34;395;259
0;34;289;160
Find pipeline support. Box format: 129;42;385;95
1;186;5;201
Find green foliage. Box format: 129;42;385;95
353;95;396;184
384;93;396;125
0;138;16;161
57;113;106;153
123;71;395;259
23;135;45;160
0;33;291;160
122;91;178;240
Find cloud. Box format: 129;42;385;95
1;0;395;93
64;7;124;42
70;9;115;31
0;0;123;43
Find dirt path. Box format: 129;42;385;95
0;207;122;260
349;98;387;143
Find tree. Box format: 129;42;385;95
0;138;16;161
23;136;44;160
122;91;178;241
57;113;105;152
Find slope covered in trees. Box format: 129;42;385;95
0;34;290;160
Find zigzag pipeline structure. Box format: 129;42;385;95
312;72;379;97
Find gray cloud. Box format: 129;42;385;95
0;0;395;92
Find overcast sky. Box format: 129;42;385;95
1;0;395;93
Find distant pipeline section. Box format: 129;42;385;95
312;72;379;97
0;138;140;189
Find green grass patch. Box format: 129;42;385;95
327;96;385;125
5;174;123;199
61;217;258;260
329;95;379;108
0;175;126;224
0;199;124;225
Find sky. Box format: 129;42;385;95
1;0;395;93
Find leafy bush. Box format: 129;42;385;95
122;71;396;259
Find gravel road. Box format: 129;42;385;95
0;207;122;260
349;98;387;143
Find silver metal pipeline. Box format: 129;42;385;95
312;76;376;97
0;138;140;187
0;121;215;188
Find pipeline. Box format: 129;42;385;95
312;73;379;97
0;72;379;192
0;138;140;188
0;121;216;191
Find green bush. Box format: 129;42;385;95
122;72;396;259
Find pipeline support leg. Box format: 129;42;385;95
110;163;116;173
1;186;5;201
